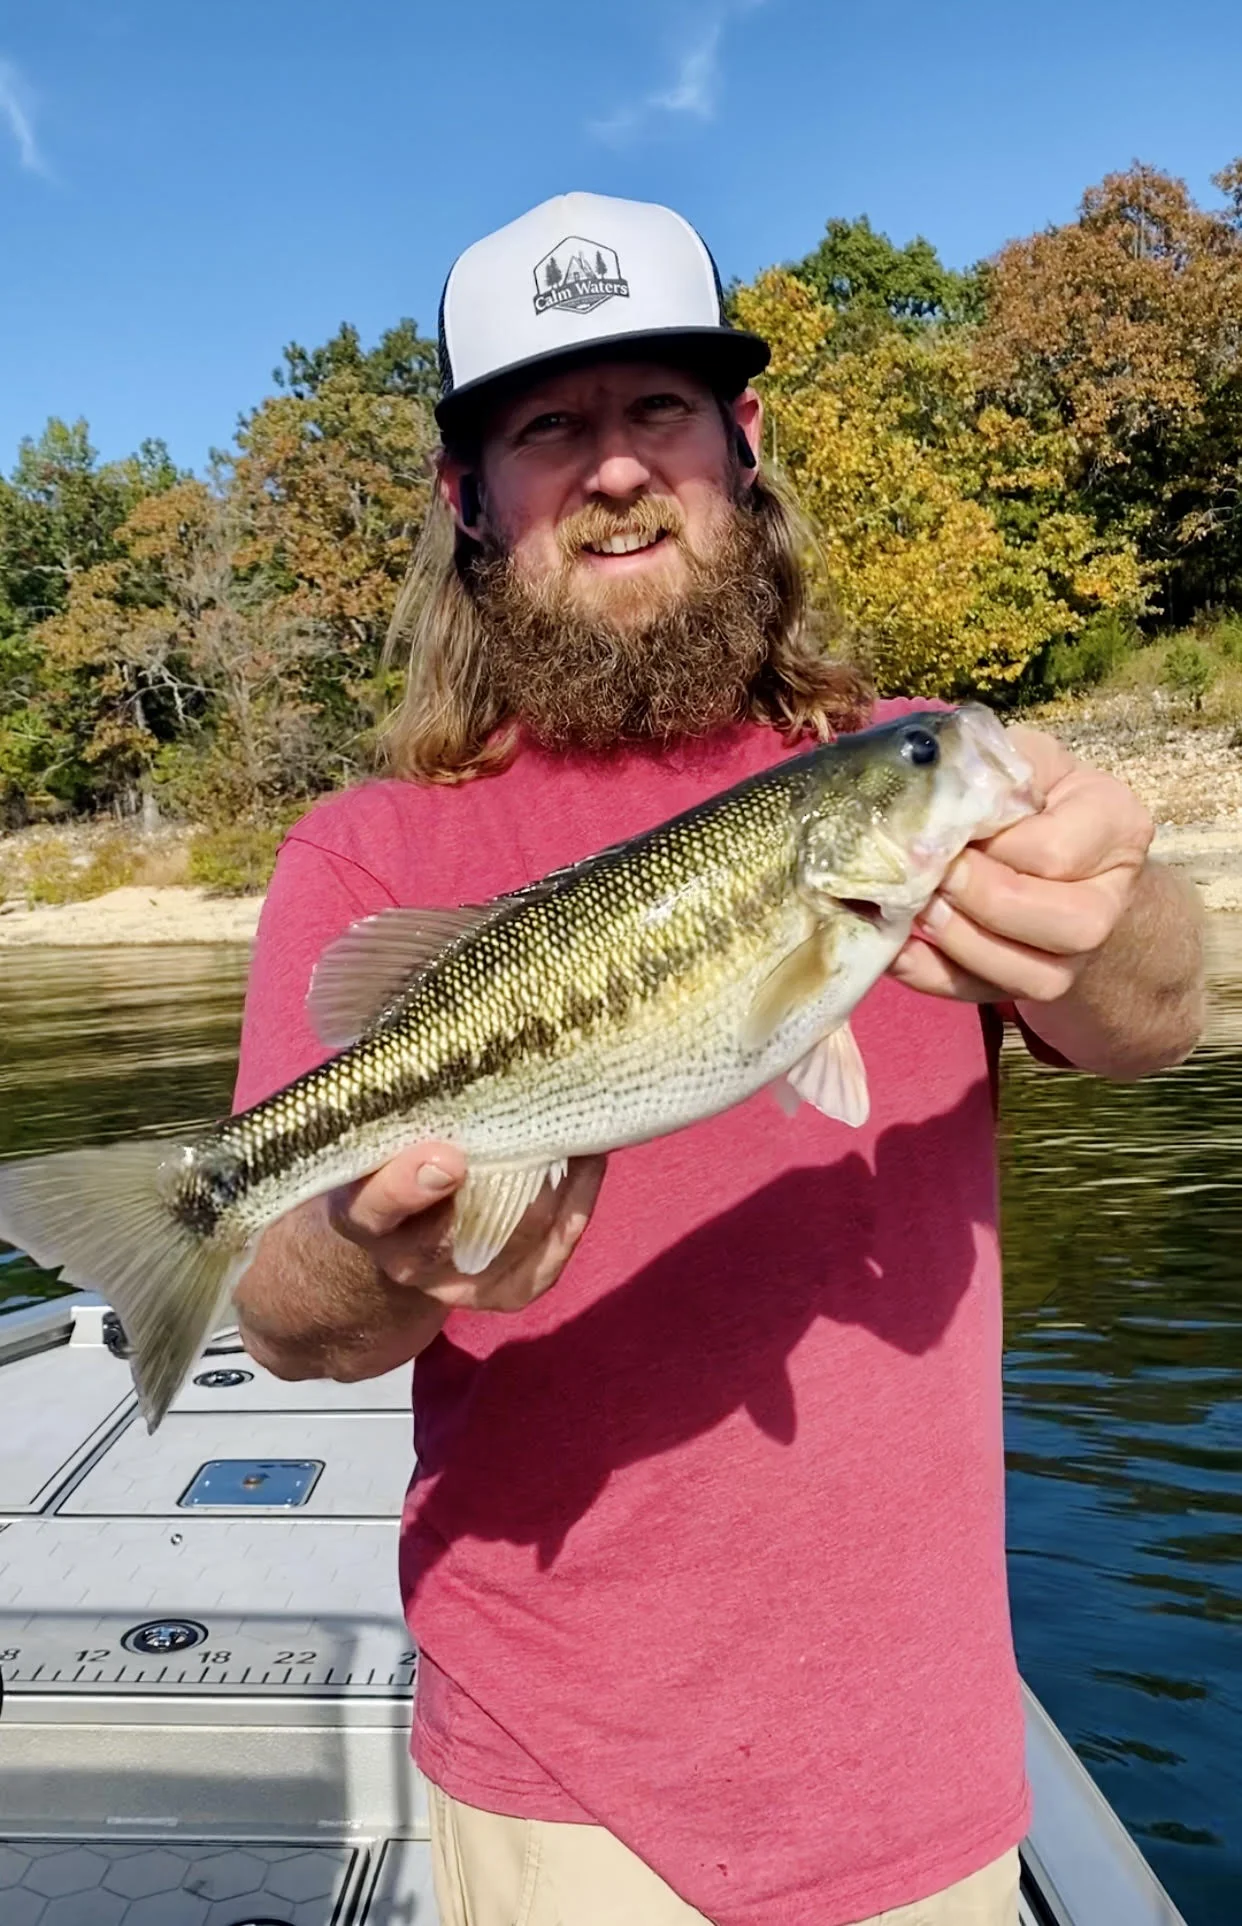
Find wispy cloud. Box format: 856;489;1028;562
0;58;50;177
590;1;766;145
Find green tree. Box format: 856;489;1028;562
792;215;982;339
274;318;439;402
0;423;180;816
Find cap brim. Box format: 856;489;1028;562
435;326;770;438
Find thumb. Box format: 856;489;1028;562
329;1142;467;1242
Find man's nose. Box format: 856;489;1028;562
584;430;652;503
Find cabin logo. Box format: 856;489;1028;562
533;238;629;317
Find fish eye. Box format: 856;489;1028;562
900;727;939;767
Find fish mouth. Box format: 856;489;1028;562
832;896;892;927
952;704;1042;818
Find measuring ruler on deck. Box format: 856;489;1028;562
0;1605;419;1696
0;1618;418;1697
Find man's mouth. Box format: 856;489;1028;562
581;528;670;557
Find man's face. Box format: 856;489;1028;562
440;357;774;748
446;359;760;626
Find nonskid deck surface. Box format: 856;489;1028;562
0;1296;1188;1926
0;1299;436;1921
0;1303;416;1700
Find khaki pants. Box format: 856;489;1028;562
429;1783;1021;1926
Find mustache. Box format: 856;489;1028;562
554;495;687;559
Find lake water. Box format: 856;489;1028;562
1;934;1239;1923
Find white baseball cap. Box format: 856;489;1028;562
435;191;770;437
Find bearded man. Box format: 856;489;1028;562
233;194;1204;1926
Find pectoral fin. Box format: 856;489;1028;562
451;1162;566;1275
775;1021;870;1127
741;926;838;1053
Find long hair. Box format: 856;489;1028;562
378;463;871;785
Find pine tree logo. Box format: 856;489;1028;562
533;237;629;316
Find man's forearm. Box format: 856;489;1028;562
1018;859;1205;1079
234;1198;449;1381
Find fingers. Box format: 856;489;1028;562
1002;725;1078;794
444;1155;607;1312
887;934;1008;1004
937;847;1131;957
982;761;1153;884
889;725;1155;1010
908;897;1080;1003
329;1142;466;1244
331;1144;606;1312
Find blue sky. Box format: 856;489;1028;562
1;0;1240;474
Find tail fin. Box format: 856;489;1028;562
0;1141;241;1432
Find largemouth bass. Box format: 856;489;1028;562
0;706;1036;1429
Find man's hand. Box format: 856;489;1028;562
888;724;1204;1077
890;726;1153;1005
328;1145;606;1313
235;1145;605;1383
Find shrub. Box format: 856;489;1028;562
187;824;285;896
22;833;139;906
1213;615;1242;664
1036;608;1139;696
1162;641;1214;711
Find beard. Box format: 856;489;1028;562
465;494;782;750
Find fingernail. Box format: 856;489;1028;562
418;1162;457;1194
918;894;951;934
942;855;969;898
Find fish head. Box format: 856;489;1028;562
795;705;1040;923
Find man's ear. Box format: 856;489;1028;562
731;389;763;481
440;456;485;535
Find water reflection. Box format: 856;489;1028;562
0;944;250;1309
1002;914;1242;1922
0;930;1239;1923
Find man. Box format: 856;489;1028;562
233;193;1204;1926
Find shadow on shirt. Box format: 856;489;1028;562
407;1078;995;1574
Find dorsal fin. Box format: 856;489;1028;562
307;904;496;1048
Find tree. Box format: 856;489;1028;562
0;421;177;630
274;318;439;402
792;215;981;340
733;271;1144;694
974;160;1242;618
0;423;181;815
230;363;437;664
545;255;562;288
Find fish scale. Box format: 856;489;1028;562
0;706;1037;1429
217;763;804;1213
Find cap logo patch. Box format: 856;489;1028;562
533;237;629;317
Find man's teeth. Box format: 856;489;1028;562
585;529;664;555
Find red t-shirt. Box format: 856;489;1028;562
234;708;1031;1926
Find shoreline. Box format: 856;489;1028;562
0;886;263;949
0;822;1239;948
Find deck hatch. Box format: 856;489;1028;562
179;1459;324;1508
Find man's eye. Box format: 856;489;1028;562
638;393;690;417
518;412;574;440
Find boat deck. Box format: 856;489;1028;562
0;1295;1188;1925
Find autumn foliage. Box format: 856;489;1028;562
2;162;1241;824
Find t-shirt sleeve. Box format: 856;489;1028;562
232;830;400;1113
993;1000;1074;1070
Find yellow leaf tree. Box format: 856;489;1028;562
734;271;1145;694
